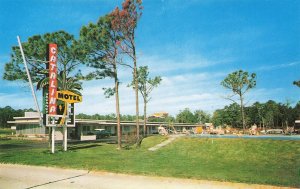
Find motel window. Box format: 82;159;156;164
83;126;88;134
124;126;130;132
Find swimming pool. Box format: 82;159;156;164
191;134;300;140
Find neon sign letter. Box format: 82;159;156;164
48;44;57;115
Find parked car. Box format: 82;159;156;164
94;129;111;139
266;129;284;135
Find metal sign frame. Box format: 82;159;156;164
45;103;75;128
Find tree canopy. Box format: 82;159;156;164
111;0;143;139
212;101;300;129
130;66;161;135
293;80;300;88
79;13;125;149
0;106;34;128
3;31;84;94
176;108;211;124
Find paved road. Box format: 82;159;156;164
0;164;295;189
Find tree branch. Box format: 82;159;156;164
221;94;238;104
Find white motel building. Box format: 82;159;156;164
8;112;200;141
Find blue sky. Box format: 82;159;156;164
0;0;299;116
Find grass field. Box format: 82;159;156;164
0;136;299;187
0;128;14;137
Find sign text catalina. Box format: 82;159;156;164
48;44;57;115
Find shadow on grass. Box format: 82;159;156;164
40;144;103;154
0;144;37;151
0;138;11;141
68;144;103;151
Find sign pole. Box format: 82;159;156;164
63;102;69;151
51;127;55;153
63;125;67;151
17;36;42;125
48;43;58;154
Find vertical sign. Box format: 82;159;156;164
48;44;57;115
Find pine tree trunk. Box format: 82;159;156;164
240;95;246;133
133;45;139;140
143;98;147;136
114;65;121;149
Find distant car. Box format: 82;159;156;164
94;129;111;139
266;129;284;135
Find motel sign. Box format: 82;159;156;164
48;44;57;115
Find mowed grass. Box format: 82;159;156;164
0;136;299;187
0;129;14;137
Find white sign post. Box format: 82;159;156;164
17;36;42;125
52;127;55;154
63;102;69;152
47;114;70;153
63;125;67;151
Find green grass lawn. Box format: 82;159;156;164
0;136;299;187
0;128;15;137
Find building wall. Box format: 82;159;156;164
10;117;199;140
16;125;47;136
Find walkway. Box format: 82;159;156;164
148;134;183;151
0;164;295;189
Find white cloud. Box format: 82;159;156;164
76;68;230;116
137;54;228;75
256;61;300;72
0;52;288;117
75;53;229;115
75;52;232;115
1;61;286;118
0;73;286;118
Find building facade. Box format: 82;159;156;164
8;112;200;140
